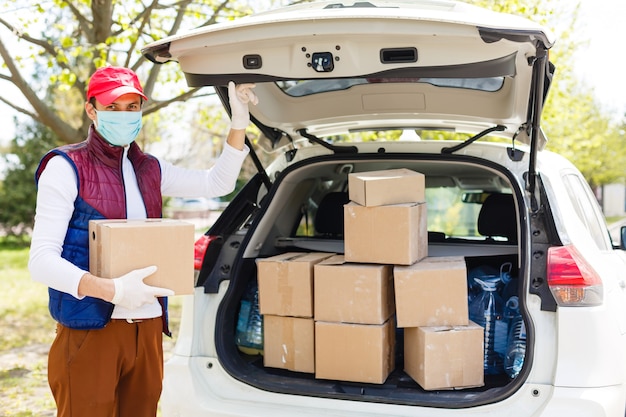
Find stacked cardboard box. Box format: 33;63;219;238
344;169;428;266
313;255;396;384
395;257;484;390
255;168;484;390
256;252;333;373
342;168;483;390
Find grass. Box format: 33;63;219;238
0;240;182;416
0;243;56;416
0;246;53;352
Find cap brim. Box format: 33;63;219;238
95;85;148;106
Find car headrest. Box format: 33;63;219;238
477;193;517;243
314;192;349;237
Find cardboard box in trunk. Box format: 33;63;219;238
89;219;194;295
404;323;484;390
256;252;334;318
314;255;394;325
264;315;315;373
344;202;428;266
315;319;396;384
393;256;468;328
348;168;425;207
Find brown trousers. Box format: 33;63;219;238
48;317;164;417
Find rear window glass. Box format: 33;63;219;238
562;173;610;250
295;186;513;242
277;77;504;97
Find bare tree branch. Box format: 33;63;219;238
143;87;203;116
125;0;160;69
0;17;72;74
140;0;191;99
198;0;232;27
0;95;40;122
0;0;245;145
91;0;113;44
60;0;93;41
111;0;156;40
0;17;53;54
0;35;77;143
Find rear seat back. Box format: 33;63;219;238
314;192;349;238
477;193;517;243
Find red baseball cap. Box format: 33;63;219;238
86;66;148;105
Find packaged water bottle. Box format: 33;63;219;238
469;276;505;375
503;295;520;323
235;283;264;355
499;262;517;302
466;265;498;303
504;296;526;379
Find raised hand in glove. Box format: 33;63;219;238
110;266;174;310
228;81;259;130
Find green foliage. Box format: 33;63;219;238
466;0;626;187
0;0;624;208
0;244;51;351
0;120;59;239
0;0;265;144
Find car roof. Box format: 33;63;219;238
143;0;555;149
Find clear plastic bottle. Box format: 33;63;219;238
499;262;517;302
466;265;498;303
469;276;504;375
235;283;264;355
493;263;514;356
503;295;520;323
504;297;526;379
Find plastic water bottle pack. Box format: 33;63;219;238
504;296;526;378
235;282;264;355
468;262;526;379
468;275;505;375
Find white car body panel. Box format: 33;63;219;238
143;1;626;415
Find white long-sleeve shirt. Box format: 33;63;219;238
29;142;249;319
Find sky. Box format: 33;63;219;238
0;0;625;149
574;0;626;117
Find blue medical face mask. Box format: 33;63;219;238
95;110;142;147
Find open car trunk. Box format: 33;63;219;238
200;145;557;407
141;0;564;409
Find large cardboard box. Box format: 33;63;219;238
314;255;394;325
264;315;315;373
348;168;425;207
344;202;427;266
256;252;334;318
315;319;395;384
393;256;468;328
89;219;194;295
404;323;484;390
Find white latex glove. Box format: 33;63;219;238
110;266;174;310
228;81;258;130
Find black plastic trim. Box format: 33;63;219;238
182;54;518;87
380;47;417;64
198;174;265;293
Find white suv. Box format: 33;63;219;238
143;1;626;416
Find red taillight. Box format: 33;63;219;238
194;235;218;270
547;245;603;306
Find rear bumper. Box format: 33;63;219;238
160;355;626;417
536;385;626;417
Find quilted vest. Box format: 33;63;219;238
35;125;170;334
